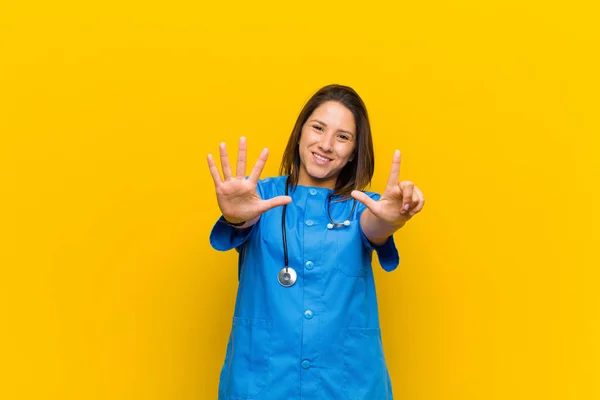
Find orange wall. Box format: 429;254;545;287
1;1;598;399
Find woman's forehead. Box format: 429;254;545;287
308;101;356;131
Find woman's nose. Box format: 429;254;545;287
319;134;335;152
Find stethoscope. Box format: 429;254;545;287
277;180;357;287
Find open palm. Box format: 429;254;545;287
207;137;291;224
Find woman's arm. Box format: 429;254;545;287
359;209;406;246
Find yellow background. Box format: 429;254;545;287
1;1;599;399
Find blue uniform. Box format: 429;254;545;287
210;175;399;400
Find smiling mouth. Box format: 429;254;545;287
312;152;332;163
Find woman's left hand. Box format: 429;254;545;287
351;150;425;226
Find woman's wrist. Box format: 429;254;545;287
360;209;405;244
222;215;260;229
223;217;246;226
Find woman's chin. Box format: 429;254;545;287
298;163;339;187
305;168;331;181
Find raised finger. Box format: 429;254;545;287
386;150;402;190
207;154;222;187
219;142;233;180
236;136;247;179
249;148;269;184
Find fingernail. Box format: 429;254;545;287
403;204;409;210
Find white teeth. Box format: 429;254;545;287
313;153;330;162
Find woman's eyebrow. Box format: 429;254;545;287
308;119;355;136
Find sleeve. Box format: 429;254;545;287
208;178;264;252
209;216;260;252
357;192;400;272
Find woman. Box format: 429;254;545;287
207;84;425;400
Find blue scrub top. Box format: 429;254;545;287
210;175;400;400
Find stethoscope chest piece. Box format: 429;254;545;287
278;267;297;287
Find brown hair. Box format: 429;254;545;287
279;84;375;197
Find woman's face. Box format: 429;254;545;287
297;101;357;189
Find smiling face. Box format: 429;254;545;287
297;101;357;189
280;84;375;196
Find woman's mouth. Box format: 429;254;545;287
312;152;332;165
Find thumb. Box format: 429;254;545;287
257;195;292;214
351;190;379;215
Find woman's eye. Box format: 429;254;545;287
313;125;323;131
338;134;350;141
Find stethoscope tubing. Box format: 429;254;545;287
278;179;357;287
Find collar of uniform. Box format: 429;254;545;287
278;175;335;199
293;184;334;197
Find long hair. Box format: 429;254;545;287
279;84;375;197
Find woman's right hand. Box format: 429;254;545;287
207;136;292;225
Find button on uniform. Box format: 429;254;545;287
301;360;311;369
309;188;317;195
305;220;314;226
304;310;314;319
305;261;314;270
